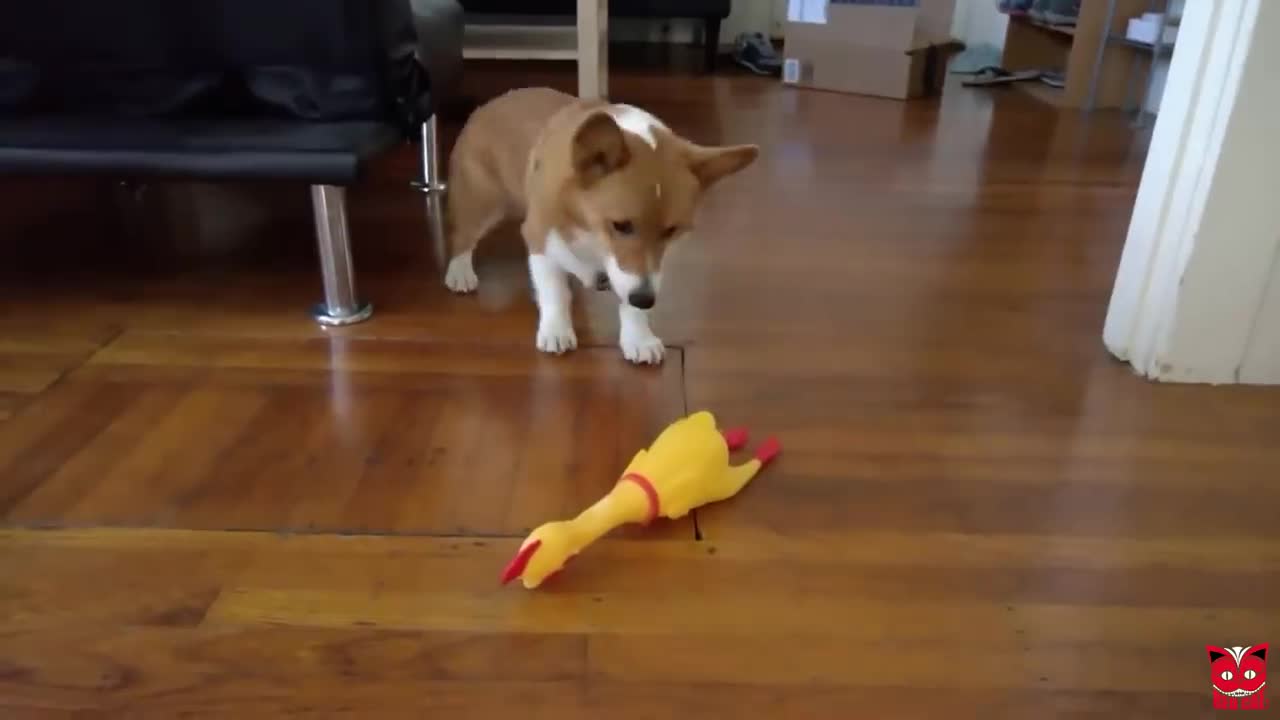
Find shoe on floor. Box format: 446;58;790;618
733;32;782;76
998;0;1034;15
1043;0;1081;25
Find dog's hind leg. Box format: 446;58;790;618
443;165;505;294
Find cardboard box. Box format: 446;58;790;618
782;0;963;100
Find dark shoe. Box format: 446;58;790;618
732;32;782;76
999;0;1034;15
1043;0;1081;25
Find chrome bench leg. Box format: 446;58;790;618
310;184;373;326
413;114;447;196
411;115;448;268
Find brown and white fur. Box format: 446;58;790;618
442;87;758;365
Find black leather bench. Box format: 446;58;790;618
0;0;464;325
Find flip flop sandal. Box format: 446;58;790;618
963;68;1043;86
952;64;1006;76
1039;71;1066;88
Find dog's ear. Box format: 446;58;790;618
572;111;630;185
684;142;759;189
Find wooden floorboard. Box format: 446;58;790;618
0;327;117;424
687;345;1280;541
1;528;1272;717
1;56;1277;716
0;333;686;537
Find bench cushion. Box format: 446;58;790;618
0;115;401;184
0;0;434;184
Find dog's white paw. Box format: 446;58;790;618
536;318;578;355
445;253;479;294
620;329;665;365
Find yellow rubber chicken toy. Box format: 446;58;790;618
501;410;781;589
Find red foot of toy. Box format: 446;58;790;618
723;427;749;451
754;437;781;465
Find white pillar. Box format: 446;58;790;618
577;0;608;99
1103;0;1280;384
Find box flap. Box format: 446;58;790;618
905;32;965;54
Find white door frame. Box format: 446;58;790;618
1103;0;1280;384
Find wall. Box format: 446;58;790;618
1240;237;1280;382
1142;0;1185;113
724;0;781;40
610;0;777;46
951;0;1009;52
771;0;789;36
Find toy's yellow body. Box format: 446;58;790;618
502;411;780;589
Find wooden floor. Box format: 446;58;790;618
3;56;1279;718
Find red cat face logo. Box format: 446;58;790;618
1208;645;1268;710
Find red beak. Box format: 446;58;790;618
501;539;542;585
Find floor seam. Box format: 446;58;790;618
0;325;127;427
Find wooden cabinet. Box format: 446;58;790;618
1000;0;1173;111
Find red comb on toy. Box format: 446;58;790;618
501;539;542;585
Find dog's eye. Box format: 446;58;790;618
661;226;680;239
611;220;634;235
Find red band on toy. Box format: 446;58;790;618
619;473;660;524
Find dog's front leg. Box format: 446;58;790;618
529;254;577;354
619;305;664;365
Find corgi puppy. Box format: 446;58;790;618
442;87;758;365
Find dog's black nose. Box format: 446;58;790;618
628;288;656;310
